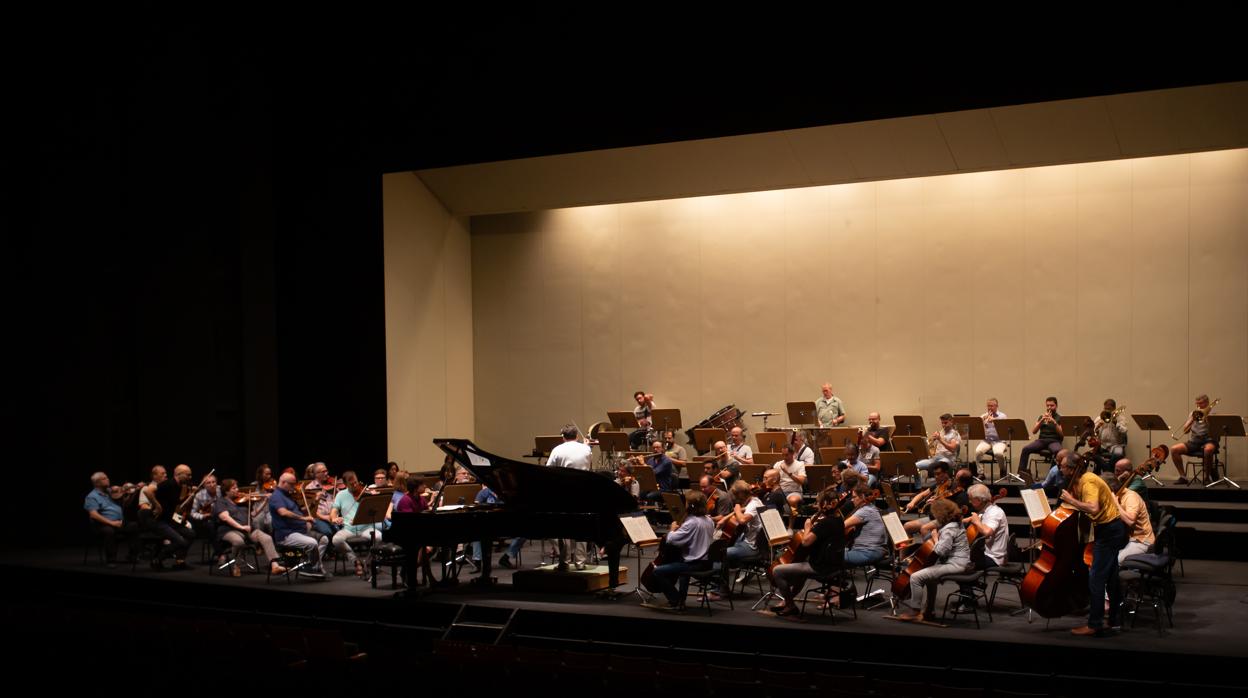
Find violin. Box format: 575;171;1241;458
261;479;276;492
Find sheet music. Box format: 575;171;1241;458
760;508;791;543
619;515;659;545
1019;489;1049;524
882;511;909;547
435;504;465;512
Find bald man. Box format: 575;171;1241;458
270;472;328;576
146;463;194;568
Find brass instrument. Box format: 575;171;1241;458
1192;397;1220;423
1099;405;1126;423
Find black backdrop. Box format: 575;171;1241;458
8;22;1241;544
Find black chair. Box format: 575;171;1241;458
683;539;731;615
729;527;770;598
986;534;1027;608
267;542;322;584
1120;515;1178;634
800;565;858;622
939;536;992;628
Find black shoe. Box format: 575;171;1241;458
498;554;513;569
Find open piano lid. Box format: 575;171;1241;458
434;438;638;516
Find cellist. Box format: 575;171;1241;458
1057;454;1127;637
897;498;970;623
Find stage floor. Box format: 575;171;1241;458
9;543;1248;664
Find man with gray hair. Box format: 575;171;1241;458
84;472;133;567
1105;472;1154;563
270;472;328;576
965;483;1008;569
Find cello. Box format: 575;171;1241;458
1019;452;1092;618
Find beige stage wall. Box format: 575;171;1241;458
463;150;1248;478
383;173;475;468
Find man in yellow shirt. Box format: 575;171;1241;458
1058;454;1127;637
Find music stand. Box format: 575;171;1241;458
693;428;727;454
632;464;659;493
991;418;1030;485
534;436;563;459
597;431;630;455
738;464;768;485
828;427;859;449
806;427;834;453
953;416;986;476
787;401;818;426
755;431;790;453
1205;415;1243;489
880;451;919;486
752;453;783;468
1059;415;1091;446
650;408;682;436
1131;414;1171;486
892;415;926;438
805;464;836;493
608;411;639;430
352;492;393;579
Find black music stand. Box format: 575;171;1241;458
787;401;818;426
991;418;1030;485
693;428;726;455
597;431;629;456
534;436;563;461
351;493;395;583
953;416;986;478
1205;415;1243;489
1059;415;1091;447
1131;414;1171;486
892;415;926;438
828;427;859;449
650;409;682;436
805;464;836;493
880;451;918;487
608;411;639;430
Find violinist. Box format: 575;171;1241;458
700;475;735;521
770;487;846;617
903;461;952;534
331;471;382;578
843;485;887;568
305;462;340;539
1170;393;1218;484
250;464;275;532
773;445;807;514
757;468;787;512
614;462;640;499
270;472;327;576
707;481;765;601
214;479;285;577
1107;472;1153;563
915;413;959;480
1020;397;1063;478
368;468;389;491
84;472;135;567
638;439;675;503
897;498;970;623
1030;448;1071;498
145;464;194;569
965;484;1008;569
640;491;715;611
1058;454;1126;636
189;473;220;541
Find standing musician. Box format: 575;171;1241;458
640;491;715;611
773;445;808;514
816;383;846;427
915;413;960;480
1091;398;1129;471
965;484;1008;569
791;430;815;465
1170;394;1218;485
897;498;971;623
270;472;328;576
637;439;676;503
843;485;888;568
546;425;593;470
864;412;891;450
1107;472;1154;563
769;487;847;617
975;398;1008;475
1020;397;1063;478
1058;454;1126;637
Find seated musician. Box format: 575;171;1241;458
757;468;786;510
145;464;194;569
712;440;739;486
708;481;766;601
903;461;953;534
640;491;715;611
269;472;327;576
975;398;1007;474
1114;458;1150;505
1171;393;1218;484
816;383;846;427
856;437;881;487
728;426;754;466
615;462;640;499
189;473;220;541
701;474;735;522
773;445;808;514
368;468;389;491
843;485;887;568
964;484;1008;570
1106;473;1153;563
306;462;340;539
1058;454;1126;637
214;479;285;577
1019;397;1063;478
250;464;275;533
915;413;960;480
865;412;891;450
897;498;971;623
331;471;383;578
838;443;871;483
770;487;847;617
662;430;688;469
837;469;861;496
629;416;655;451
84;472;135;567
1092;398;1128;471
791;430;815;465
1030;448;1071;498
384;470;409;529
639;439;676;504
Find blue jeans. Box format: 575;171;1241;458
844;548;884;568
1089;520;1127;629
1033;465;1065;498
653;559;710;606
472;537;525;562
311;519;340;540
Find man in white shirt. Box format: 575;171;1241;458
976;398;1008;476
965;483;1008;569
546;425;593;471
791;430;815;465
773;445;807;513
916;413;960;481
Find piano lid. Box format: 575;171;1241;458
434;438;639;516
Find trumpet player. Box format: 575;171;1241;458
975;398;1008;474
915;413;959;481
1020;397;1063;479
1092;398;1129;471
1170;394;1218;485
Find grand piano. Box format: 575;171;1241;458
385;438;639;591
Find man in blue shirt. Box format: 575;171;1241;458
270;473;328;576
640;439;676;504
84;472;134;567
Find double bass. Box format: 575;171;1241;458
1019;453;1092;618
